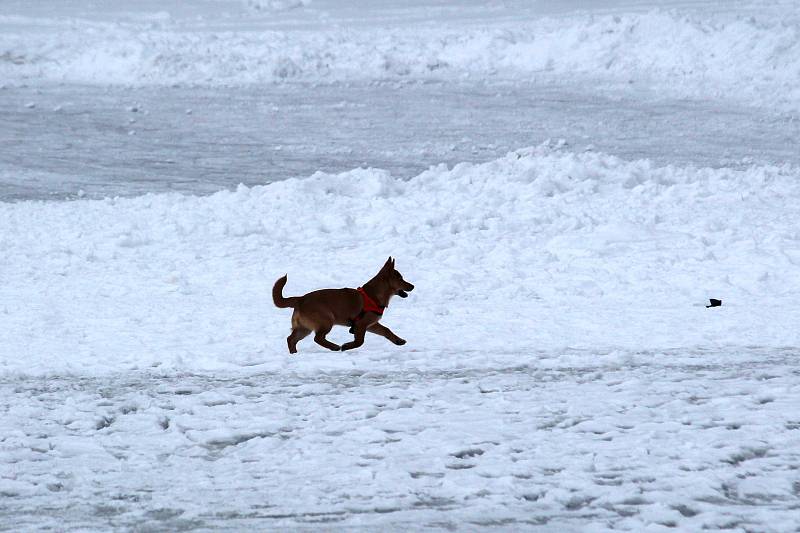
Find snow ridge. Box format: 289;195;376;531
2;145;799;375
2;10;800;108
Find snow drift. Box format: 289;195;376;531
1;9;800;109
2;145;799;375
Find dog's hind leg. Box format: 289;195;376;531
287;327;311;354
313;325;340;352
367;323;406;346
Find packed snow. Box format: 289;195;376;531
3;353;799;530
2;0;800;531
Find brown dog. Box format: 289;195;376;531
273;257;414;353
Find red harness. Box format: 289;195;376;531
349;288;385;331
357;287;385;315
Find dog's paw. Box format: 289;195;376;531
394;338;407;346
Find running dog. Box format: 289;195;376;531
272;257;414;353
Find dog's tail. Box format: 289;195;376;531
273;275;300;309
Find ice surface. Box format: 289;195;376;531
2;82;799;201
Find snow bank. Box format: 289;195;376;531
2;145;799;375
242;0;311;11
2;9;800;108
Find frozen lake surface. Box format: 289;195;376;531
2;82;799;200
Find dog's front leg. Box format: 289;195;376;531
340;321;370;351
367;323;406;346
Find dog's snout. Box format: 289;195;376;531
405;282;414;291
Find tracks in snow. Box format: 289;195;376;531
1;349;799;530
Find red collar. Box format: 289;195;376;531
357;287;385;315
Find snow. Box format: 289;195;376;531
2;147;800;528
3;358;799;530
3;0;800;530
2;3;800;109
3;145;800;376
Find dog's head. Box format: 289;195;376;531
379;257;414;298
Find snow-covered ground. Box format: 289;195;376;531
4;147;800;530
2;0;800;531
4;351;800;531
5;145;800;374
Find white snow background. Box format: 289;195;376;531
3;0;800;110
2;0;800;531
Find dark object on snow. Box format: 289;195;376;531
706;298;722;308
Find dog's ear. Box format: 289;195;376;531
382;256;393;271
